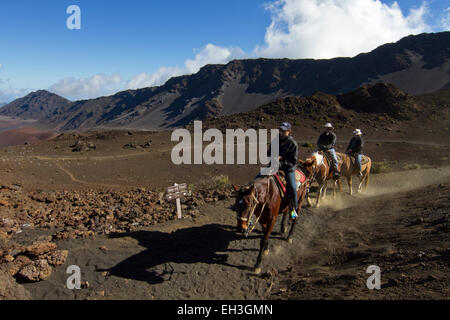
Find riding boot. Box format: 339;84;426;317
333;165;340;179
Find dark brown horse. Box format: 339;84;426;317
232;173;309;274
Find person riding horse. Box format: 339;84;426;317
346;129;364;178
268;122;299;219
317;123;340;179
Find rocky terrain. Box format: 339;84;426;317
0;31;448;299
0;91;448;299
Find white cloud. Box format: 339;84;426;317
47;43;245;99
442;7;450;30
48;73;123;100
127;43;245;90
254;0;431;59
185;44;245;73
0;77;31;103
127;66;184;90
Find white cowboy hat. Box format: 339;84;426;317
324;123;333;128
353;129;363;135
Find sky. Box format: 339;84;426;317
0;0;449;103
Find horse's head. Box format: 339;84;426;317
232;184;257;234
299;152;323;180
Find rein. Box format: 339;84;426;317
238;176;271;237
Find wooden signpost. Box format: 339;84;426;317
165;183;188;219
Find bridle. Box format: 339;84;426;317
237;177;270;237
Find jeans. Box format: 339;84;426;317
327;148;339;173
354;153;362;173
284;170;298;211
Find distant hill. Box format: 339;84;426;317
199;83;449;134
0;103;6;108
0;90;71;121
1;31;449;132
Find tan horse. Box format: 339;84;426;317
336;152;371;195
298;152;340;208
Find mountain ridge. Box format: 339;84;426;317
1;31;449;132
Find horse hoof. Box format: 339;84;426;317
254;267;262;275
263;249;270;256
287;238;293;244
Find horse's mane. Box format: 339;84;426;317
312;152;324;166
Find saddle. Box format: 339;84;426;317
321;150;342;167
349;154;369;165
273;169;306;198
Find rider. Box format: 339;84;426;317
317;123;340;179
276;122;299;219
346;129;364;178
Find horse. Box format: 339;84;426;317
232;172;309;274
336;152;371;195
298;152;340;208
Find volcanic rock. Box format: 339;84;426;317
43;250;68;266
18;259;52;282
26;241;57;258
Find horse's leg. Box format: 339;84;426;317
315;183;323;208
333;180;338;198
305;187;312;207
348;176;353;195
287;218;298;244
364;168;370;190
322;181;328;200
357;175;364;193
287;186;306;243
254;231;268;274
280;211;289;235
254;217;277;274
337;178;343;192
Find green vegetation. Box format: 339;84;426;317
204;175;230;190
402;163;421;171
371;161;392;174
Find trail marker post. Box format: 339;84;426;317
165;183;188;219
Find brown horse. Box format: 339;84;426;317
232;173;309;274
298;152;340;208
336;152;371;195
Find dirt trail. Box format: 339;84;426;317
34;151;154;162
38;158;124;188
21;166;450;300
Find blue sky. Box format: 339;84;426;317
0;0;449;102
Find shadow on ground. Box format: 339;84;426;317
98;223;259;284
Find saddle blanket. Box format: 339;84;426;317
274;169;306;198
350;154;370;165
